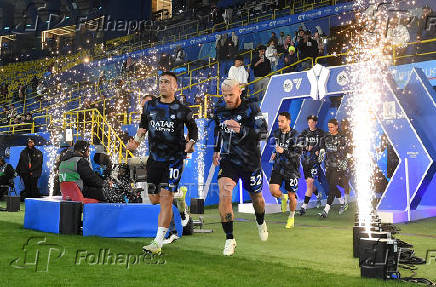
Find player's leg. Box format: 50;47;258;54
300;165;313;215
285;176;298;228
218;176;237;255
143;159;179;254
269;172;288;213
339;171;350;215
244;169;268;241
143;187;174;254
320;169;339;218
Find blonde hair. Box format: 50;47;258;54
221;78;240;90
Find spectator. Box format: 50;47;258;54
415;6;435;61
222;7;233;25
269;32;279;48
386;15;410;56
16;138;43;200
251;45;271;97
283;35;293;53
294;28;305;45
231;32;239;48
0;156;16;200
312;31;323;49
7;104;17;123
158;54;172;71
122;57;135;74
174;46;186;66
31;76;39;95
179;94;192;106
297;31;318;70
266;40;279;71
215;34;222;60
24;113;33;127
280;50;297;73
228;56;249;96
278;31;286;52
225;34;238;61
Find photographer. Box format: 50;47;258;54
0;157;16;200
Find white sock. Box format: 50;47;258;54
289;211;295;218
338;197;344;205
301;203;308;209
324;204;331;214
155;227;168;247
345;194;350;204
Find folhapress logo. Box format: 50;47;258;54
426;250;436;265
10;237;65;272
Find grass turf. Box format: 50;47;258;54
1;201;435;287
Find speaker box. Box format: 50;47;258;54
6;189;20;212
190;198;204;214
60;201;82;235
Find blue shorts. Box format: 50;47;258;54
269;170;299;193
146;157;184;193
218;160;263;193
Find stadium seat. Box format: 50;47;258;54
60;181;99;204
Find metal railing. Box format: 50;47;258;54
63;108;133;163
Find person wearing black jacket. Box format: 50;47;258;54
297;31;318;70
251;45;271;98
0;156;16;200
16;139;43;200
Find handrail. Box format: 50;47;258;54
63;108;133;163
392;37;436;65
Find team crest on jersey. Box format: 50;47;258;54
170;114;176;119
236;115;242;121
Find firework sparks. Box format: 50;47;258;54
345;0;402;231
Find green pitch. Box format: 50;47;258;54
1;202;435;287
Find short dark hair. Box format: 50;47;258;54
279;112;291;120
307;115;318;122
257;45;266;51
234;55;244;62
161;71;178;82
328;118;338;125
74;140;90;154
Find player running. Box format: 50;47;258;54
299;115;324;215
318;118;348;219
127;72;198;254
268;112;302;228
213;78;268;256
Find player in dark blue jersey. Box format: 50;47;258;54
318;118;348;219
299;115;324;215
127;72;198;254
268;112;302;229
213;79;268;256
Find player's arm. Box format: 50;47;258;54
239;104;268;142
213;114;222;166
318;133;326;163
269;130;278;160
185;110;198;153
285;131;303;159
127;103;149;151
311;129;324;154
